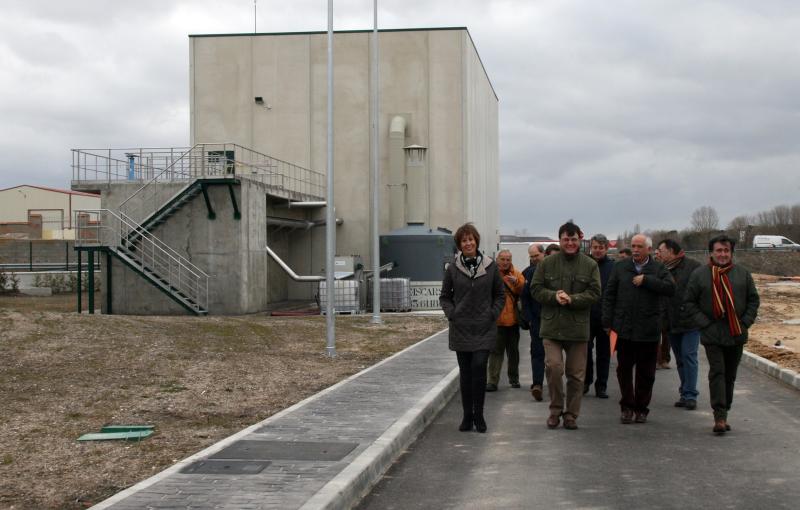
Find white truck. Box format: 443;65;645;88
752;235;800;250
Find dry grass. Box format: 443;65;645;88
0;294;446;509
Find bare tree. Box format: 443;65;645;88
727;215;750;231
690;206;719;231
773;205;792;225
791;204;800;225
755;210;774;226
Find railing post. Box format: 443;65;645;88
88;250;95;314
201;145;206;178
77;250;82;313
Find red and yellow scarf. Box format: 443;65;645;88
710;262;742;336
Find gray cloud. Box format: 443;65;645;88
2;0;799;238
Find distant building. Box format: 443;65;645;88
0;185;99;239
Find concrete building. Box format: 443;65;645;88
190;27;499;301
0;185;100;240
71;27;499;315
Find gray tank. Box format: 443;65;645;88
380;224;456;281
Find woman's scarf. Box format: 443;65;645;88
710;261;742;336
460;251;483;279
664;251;685;271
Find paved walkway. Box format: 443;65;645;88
93;329;458;510
358;341;800;509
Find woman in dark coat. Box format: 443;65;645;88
440;223;505;433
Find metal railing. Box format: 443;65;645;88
74;209;209;312
72;143;326;205
71;147;193;182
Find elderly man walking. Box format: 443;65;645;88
603;234;675;424
684;235;759;435
486;249;525;391
531;221;601;430
657;239;702;410
521;243;545;400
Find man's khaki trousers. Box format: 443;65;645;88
544;339;588;418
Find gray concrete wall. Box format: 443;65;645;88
96;180;271;315
189;28;498;270
462;32;500;255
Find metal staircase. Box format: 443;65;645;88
72;143;326;315
76;209;209;315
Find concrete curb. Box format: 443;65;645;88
91;328;454;509
742;349;800;390
299;366;459;510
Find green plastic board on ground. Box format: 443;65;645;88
77;430;153;442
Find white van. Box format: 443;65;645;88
752;235;800;249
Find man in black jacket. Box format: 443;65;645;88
521;243;545;400
656;239;702;410
602;234;675;424
684;234;759;434
585;234;615;399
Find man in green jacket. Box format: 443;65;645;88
684;234;759;435
532;221;601;430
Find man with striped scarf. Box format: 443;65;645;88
684;234;760;435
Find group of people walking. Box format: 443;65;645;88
440;221;760;435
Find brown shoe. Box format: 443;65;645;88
713;419;727;435
546;414;560;429
531;385;543;401
658;361;671;370
563;416;578;430
634;412;647;424
621;409;633;424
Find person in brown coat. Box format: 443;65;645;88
440;223;504;433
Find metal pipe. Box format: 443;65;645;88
275;201;327;208
370;0;382;325
325;0;336;357
267;216;342;230
266;245;324;282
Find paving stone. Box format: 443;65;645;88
96;331;454;510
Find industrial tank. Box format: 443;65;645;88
380;224;456;281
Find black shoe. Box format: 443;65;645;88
459;415;473;432
485;383;498;392
685;399;697;410
674;398;686;408
474;415;487;433
583;384;590;395
510;381;521;389
596;388;608;399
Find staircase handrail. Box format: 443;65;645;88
75;208;209;311
119;144;202;213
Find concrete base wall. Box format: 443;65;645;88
96;180;272;315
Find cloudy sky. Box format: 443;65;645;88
2;0;799;238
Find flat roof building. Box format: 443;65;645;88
72;27;499;314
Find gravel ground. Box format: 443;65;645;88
0;294;446;509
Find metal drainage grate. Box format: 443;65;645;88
180;459;271;475
210;440;359;462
